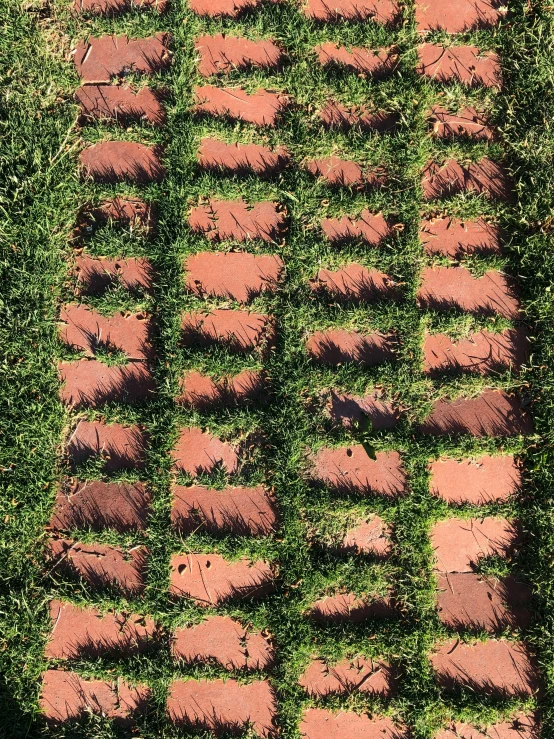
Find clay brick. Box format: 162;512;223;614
430;639;541;697
59;305;153;361
437;712;540;739
420;389;533;437
58;360;155;408
415;0;504;32
429;455;521;505
311;446;406;496
428;106;494;140
193;86;288;126
74;256;154;295
430;517;521;572
189;199;286;243
74;33;171;83
49;480;150;532
172;427;238;476
178;369;266;408
305;156;386;188
303;0;399;23
195;34;283;76
417;44;501;88
181;309;274;354
322;210;392;245
310;264;399;302
334;516;392;556
307;329;397;366
419;217;502;257
422;158;512;201
185;252;283;303
299;657;395;697
308;592;396;622
171;484;278;536
66;419;146;471
167;679;277;737
76;0;166;13
436;573;532;631
47;539;148;595
320;101;398;131
40;670;149;725
315;43;398;76
172;615;274;669
74;197;155;240
75;85;165;126
417;267;520;319
190;0;274;16
328;391;399;430
423;328;529;376
300;709;407;739
198;138;290;176
45;600;157;659
169;553;275;605
80;142;166;184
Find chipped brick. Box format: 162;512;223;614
322;210;392;245
437;712;540;739
74;256;154;295
178;369;266;408
305;156;385;188
428;106;494;140
74;33;171;83
328;390;399;430
334;516;392;556
198;138;290;176
299;657;396;697
74;197;155;240
320;101;398;131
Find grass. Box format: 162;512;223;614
1;0;554;735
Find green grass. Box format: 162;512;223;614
2;0;554;735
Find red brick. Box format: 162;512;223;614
59;305;153;361
307;329;396;366
169;553;274;605
193;86;287;126
417;44;501;88
436;573;531;631
300;709;407;739
167;678;277;737
430;517;521;572
303;0;399;23
45;600;157;659
430;639;541;697
415;0;504;32
58;360;155;407
80;142;165;184
437;712;540;739
172;427;238;476
47;539;148;595
311;446;406;496
74;256;154;295
308;592;397;622
428;106;494;140
315;43;398;75
420;389;533;437
40;670;149;725
189;199;286;243
182;309;274;354
423;328;529;376
190;0;274;16
334;516;392;556
422;158;512;200
66;419;146;471
299;657;395;697
310;264;398;302
178;369;266;408
328;390;399;430
74;197;155;240
195;34;283;76
185;252;283;303
74;33;171;83
49;479;150;532
75;85;165;126
76;0;167;14
172;615;274;669
305;156;385;188
320;101;398;131
417;267;520;319
419;217;502;257
198;138;290;176
322;210;392;245
171;484;278;535
429;455;521;505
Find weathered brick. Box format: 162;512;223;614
311;446;406;496
429;455;521;504
193;86;288;126
74;256;154;295
80;142;166;184
74;33;171;83
299;657;396;697
195;34;283;76
171;427;238;476
422;158;512;200
307;329;397;366
185;252;283;302
430;517;521;572
417;44;501;88
189;199;286;243
58;360;155;408
182;309;274;354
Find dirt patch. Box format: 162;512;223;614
172;427;238;476
415;0;504;32
430;517;521;572
58;360;155;407
169;553;275;605
328;391;399;430
320;101;398;131
178;369;266;408
74;197;155;240
189;199;286;242
299;657;396;697
49;479;150;532
75;85;165;126
74;33;171;83
198;138;290;176
428;106;494;140
310;447;406;497
172;615;274;670
195;34;282;76
305;156;386;188
303;0;399;23
307;329;396;366
322;210;392;245
308;592;397;622
315;43;398;75
67;418;147;471
182;309;274;354
300;710;407;739
422;158;512;200
185;252;283;302
193;85;287;126
74;256;154;295
419;217;502;257
311;264;398;302
429;455;521;504
417;44;501;88
80;142;166;184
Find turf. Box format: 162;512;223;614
1;0;554;736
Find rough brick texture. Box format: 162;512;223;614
436;713;540;739
195;34;283;76
58;360;155;407
74;197;155;240
315;43;398;76
75;85;165;126
66;419;147;471
80;142;166;184
328;390;399;430
430;517;521;572
299;657;396;697
311;446;405;496
189;199;286;242
189;0;274;16
320;101;398;132
193;85;288;126
308;592;397;622
75;0;167;14
303;0;400;23
171;427;238;476
417;44;501;88
305;156;386;188
74;33;171;83
333;516;392;557
198;138;290;175
415;0;504;32
419;217;502;257
185;252;283;302
422;158;512;200
428;106;494;140
181;309;274;354
311;264;398;302
322;210;392;245
178;369;266;408
429;455;521;504
307;329;396;366
300;709;407;739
